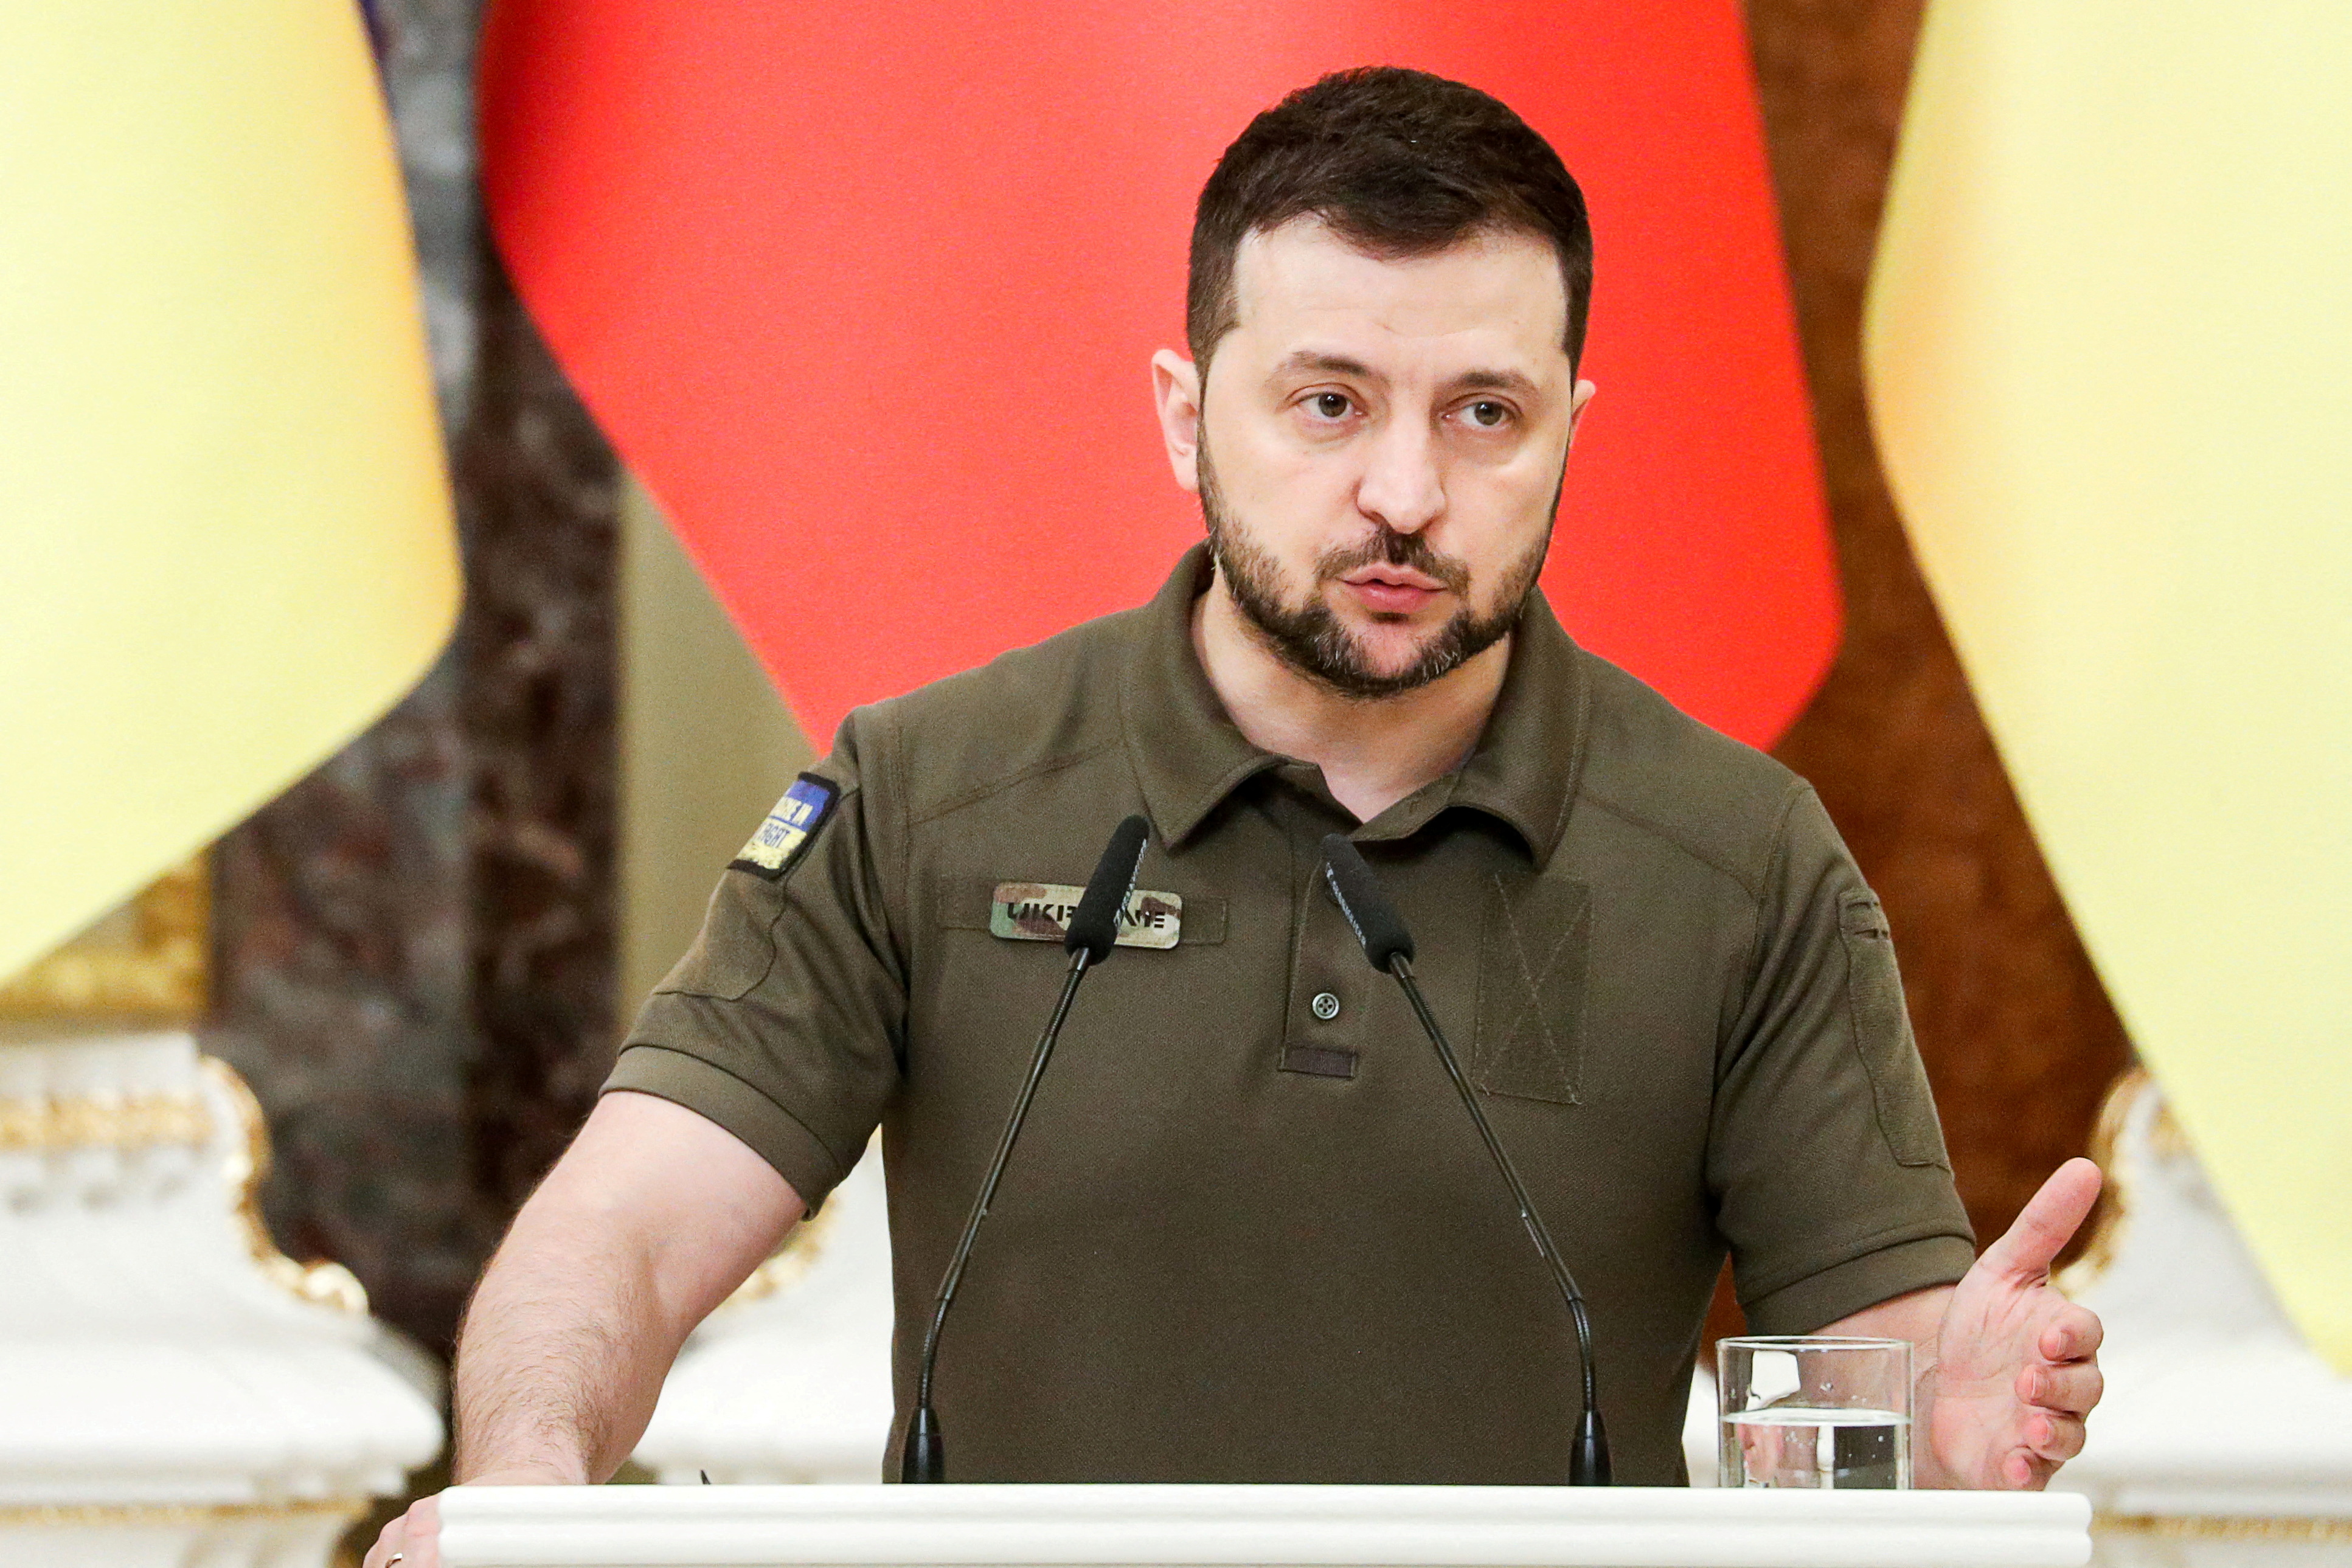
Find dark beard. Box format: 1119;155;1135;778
1198;440;1551;701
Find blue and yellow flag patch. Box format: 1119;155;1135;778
730;773;839;881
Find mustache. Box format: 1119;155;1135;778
1314;528;1473;596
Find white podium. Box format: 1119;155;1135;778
437;1483;2091;1568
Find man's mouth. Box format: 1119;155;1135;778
1339;565;1447;615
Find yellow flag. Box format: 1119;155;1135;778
1868;4;2352;1365
0;2;459;981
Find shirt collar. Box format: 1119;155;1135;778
1120;545;1285;848
1120;543;1589;864
1418;583;1591;863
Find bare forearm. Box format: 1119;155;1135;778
448;1092;804;1485
1819;1285;1957;1486
366;1095;800;1568
450;1202;684;1483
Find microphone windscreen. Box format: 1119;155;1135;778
1322;834;1416;972
1067;814;1150;962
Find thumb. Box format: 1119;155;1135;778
1980;1157;2103;1282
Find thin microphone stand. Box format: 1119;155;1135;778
901;946;1093;1482
1387;951;1606;1483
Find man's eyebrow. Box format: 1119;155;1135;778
1452;367;1541;398
1271;350;1377;380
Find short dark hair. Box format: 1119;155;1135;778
1187;68;1594;374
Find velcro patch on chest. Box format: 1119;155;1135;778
729;773;839;880
990;882;1182;949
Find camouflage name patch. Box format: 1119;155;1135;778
729;773;839;881
990;882;1182;949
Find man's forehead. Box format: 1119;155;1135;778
1227;217;1570;374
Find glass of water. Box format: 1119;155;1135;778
1716;1336;1912;1489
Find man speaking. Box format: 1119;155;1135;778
372;66;2101;1566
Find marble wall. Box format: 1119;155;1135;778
201;0;2131;1357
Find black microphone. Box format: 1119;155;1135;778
900;813;1151;1483
1321;834;1612;1486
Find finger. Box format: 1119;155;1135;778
365;1516;404;1568
2000;1447;2057;1491
377;1496;439;1568
2039;1303;2104;1364
2027;1413;2087;1463
2021;1358;2104;1417
1980;1158;2104;1281
409;1495;442;1568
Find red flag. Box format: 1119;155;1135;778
480;2;1833;748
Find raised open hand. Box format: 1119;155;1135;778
1926;1158;2106;1488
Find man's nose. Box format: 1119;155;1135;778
1355;414;1445;535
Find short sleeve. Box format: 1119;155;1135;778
1708;786;1976;1333
603;712;906;1212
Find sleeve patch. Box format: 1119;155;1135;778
730;773;839;881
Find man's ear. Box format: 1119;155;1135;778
1151;349;1202;494
1566;377;1598;448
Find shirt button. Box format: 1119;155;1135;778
1310;991;1341;1022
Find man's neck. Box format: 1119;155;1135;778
1192;571;1510;824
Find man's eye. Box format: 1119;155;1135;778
1466;400;1511;428
1310;392;1353;420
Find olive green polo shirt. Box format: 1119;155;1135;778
608;544;1974;1485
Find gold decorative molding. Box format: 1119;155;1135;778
0;1497;366;1528
204;1056;370;1316
2055;1064;2185;1297
0;858;209;1022
0;1089;212;1154
2098;1511;2352;1542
